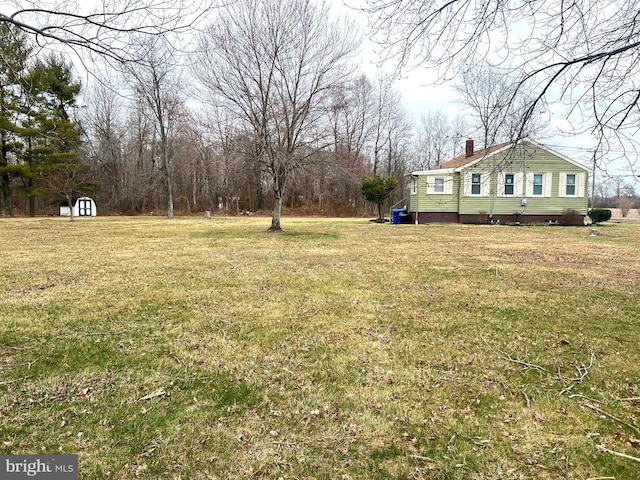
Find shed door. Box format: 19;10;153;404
78;199;93;216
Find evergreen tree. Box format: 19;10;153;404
0;24;31;217
20;54;84;216
23;54;90;219
360;175;398;222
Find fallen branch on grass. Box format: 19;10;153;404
488;342;597;391
410;454;433;461
25;358;39;370
485;343;548;375
138;389;168;401
615;397;640;403
583;403;640;435
81;330;128;336
273;441;300;450
568;393;603;404
553;349;596;384
597;444;640;463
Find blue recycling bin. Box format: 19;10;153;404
391;208;407;224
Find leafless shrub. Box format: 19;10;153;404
560;208;583;226
617;196;635;217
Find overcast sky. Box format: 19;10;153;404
339;1;639;184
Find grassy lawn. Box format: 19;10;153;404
1;216;639;479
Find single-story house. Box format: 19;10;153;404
408;138;590;225
59;197;97;217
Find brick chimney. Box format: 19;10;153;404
465;138;474;158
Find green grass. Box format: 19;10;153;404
1;216;639;479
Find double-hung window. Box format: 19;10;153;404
471;173;482;195
532;173;544;196
433;177;445;193
504;174;515;195
565;174;576;196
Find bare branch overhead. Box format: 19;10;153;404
363;0;640;167
0;0;216;64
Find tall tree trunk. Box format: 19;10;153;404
269;166;287;232
1;173;11;218
167;185;173;218
255;165;265;211
269;194;283;232
1;132;12;217
67;195;75;222
162;140;174;219
28;178;35;217
166;178;174;218
192;171;197;212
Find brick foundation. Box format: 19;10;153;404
411;212;585;225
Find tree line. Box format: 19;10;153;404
0;1;476;225
0;0;459;223
4;0;636;226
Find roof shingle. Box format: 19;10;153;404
436;141;512;169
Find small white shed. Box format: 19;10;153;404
59;197;97;217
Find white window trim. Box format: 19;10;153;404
504;174;515;196
433;177;445;194
464;172;488;197
532;173;544;196
426;175;453;195
526;172;552;198
559;172;585;198
497;172;523;197
411;177;417;195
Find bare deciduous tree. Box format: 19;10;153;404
320;76;375;210
455;64;548;147
329;76;375;173
617;195;635;217
125;37;186;218
83;83;126;210
369;74;399;176
454;66;513;149
193;0;360;231
363;0;640;170
0;0;213;64
411;110;460;171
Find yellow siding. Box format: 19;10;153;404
409;174;459;213
411;140;590;217
458;142;589;215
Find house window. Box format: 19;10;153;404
411;177;417;194
504;174;515;195
433;177;445;193
471;173;482;195
533;173;543;196
565;174;576;196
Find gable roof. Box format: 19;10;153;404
411;138;590;175
436;141;512;170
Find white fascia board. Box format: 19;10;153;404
411;168;457;175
